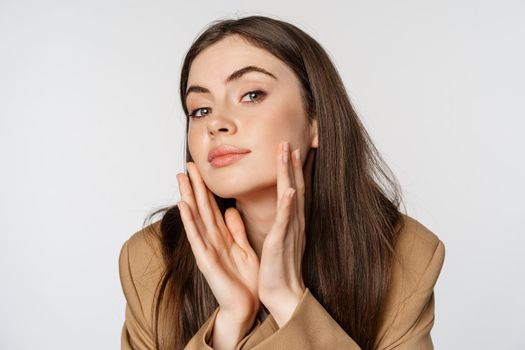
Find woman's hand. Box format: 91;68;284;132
258;141;307;327
177;162;260;325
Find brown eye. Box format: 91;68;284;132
188;107;211;119
241;90;267;103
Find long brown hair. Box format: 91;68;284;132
141;15;406;350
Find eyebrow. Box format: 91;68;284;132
185;65;277;100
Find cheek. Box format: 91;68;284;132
187;129;204;162
186;131;195;159
258;102;306;149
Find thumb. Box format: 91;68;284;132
224;207;252;252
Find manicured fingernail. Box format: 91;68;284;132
294;149;300;161
282;142;288;163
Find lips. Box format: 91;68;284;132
208;144;251;163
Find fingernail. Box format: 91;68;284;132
282;142;288;163
284;141;289;152
294;149;300;161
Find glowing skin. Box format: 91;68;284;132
185;34;318;261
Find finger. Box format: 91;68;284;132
186;162;222;246
287;145;297;191
182;169;228;236
177;172;206;234
283;143;298;234
178;200;208;255
291;148;305;229
224;207;252;253
180;201;232;284
268;188;296;244
277;141;294;206
207;189;232;245
287;146;298;231
206;190;227;231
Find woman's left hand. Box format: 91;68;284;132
258;140;307;327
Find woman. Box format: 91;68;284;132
118;15;445;350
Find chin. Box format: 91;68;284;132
208;185;246;200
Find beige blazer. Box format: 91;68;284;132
118;214;445;349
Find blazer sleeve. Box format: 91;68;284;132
239;239;445;350
119;232;240;350
185;308;265;350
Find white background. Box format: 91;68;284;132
1;1;523;349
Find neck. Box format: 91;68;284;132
235;185;277;260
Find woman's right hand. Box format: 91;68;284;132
176;161;260;325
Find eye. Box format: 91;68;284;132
187;90;266;119
241;90;266;104
188;107;211;119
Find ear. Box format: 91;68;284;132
309;118;318;148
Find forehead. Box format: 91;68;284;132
187;35;292;85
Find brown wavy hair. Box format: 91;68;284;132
141;14;407;350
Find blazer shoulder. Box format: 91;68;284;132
390;214;445;297
373;214;445;348
119;220;166;348
119;219;165;309
123;220;164;261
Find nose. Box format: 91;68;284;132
207;107;237;137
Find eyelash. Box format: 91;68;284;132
187;90;267;119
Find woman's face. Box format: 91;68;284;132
185;34;318;199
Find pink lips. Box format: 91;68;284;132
208;145;251;168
